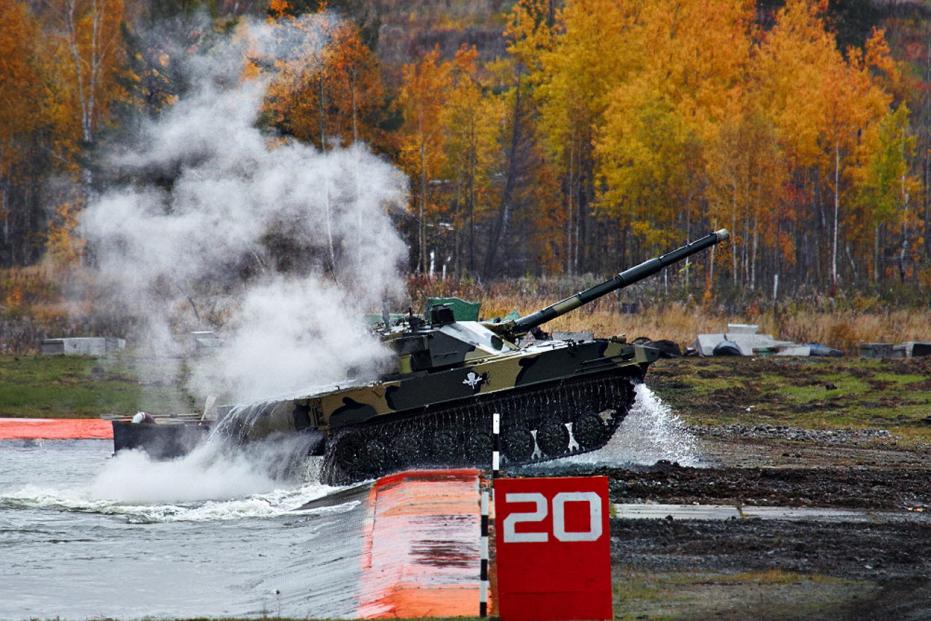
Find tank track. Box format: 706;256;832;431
320;372;638;485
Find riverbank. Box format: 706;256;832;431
0;354;194;418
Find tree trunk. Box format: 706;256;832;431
318;75;327;150
566;133;575;275
874;223;880;283
731;190;737;285
832;141;840;287
350;69;358;143
419;141;427;273
751;213;758;290
484;76;523;277
924;34;931;260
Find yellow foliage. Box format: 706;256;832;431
46;201;86;269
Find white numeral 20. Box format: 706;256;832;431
502;491;603;543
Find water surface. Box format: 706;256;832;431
0;440;363;620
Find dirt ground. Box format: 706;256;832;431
576;356;931;620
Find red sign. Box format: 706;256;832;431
494;476;612;621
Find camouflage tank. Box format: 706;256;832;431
113;230;728;483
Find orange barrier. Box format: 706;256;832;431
358;468;486;619
0;418;113;440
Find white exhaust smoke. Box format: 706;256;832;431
80;14;408;403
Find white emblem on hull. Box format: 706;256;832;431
463;371;485;390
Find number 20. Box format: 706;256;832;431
502;492;603;543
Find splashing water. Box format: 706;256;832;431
552;383;701;467
0;441;347;523
0;430;346;523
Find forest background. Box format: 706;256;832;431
1;0;930;353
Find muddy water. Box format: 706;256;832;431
0;440;365;620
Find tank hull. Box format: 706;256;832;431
112;338;659;483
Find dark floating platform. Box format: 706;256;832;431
111;418;209;460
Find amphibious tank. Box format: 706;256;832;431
113;230;728;483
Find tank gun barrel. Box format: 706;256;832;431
505;229;729;337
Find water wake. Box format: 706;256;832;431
0;434;350;522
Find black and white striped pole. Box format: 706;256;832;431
492;412;500;479
479;486;490;617
479;412;500;618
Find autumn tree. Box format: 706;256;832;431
755;0;892;288
397;47;451;273
529;0;638;274
264;18;383;149
323;22;384;145
0;2;45;264
437;47;502;274
51;0;126;154
850;104;919;281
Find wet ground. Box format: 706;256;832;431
604;357;931;620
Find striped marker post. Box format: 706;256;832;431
492;412;500;479
479;412;500;618
479;487;490;617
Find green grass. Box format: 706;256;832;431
650;357;931;443
0;354;195;418
613;568;869;621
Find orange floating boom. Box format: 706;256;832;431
0;418;113;440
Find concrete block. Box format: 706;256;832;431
902;342;931;358
41;337;125;356
727;323;759;334
727;333;778;356
777;346;812;356
859;343;894;359
191;331;220;352
695;333;725;356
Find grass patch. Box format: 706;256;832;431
0;354;195;418
613;567;869;620
649;357;931;443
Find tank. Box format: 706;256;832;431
113;229;729;483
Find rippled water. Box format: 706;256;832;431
0;440;363;620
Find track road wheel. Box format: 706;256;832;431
573;414;606;450
536;419;570;457
333;432;366;475
502;428;535;462
365;439;390;476
464;431;493;464
390;433;422;471
432;430;461;463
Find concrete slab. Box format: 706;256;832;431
613;503;931;524
727;324;759;334
777;346;812;356
41;337;125;356
695;333;726;356
615;503;740;521
727;333;779;356
902;342;931;358
859;343;895;359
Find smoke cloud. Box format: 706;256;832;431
81;14;407;403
